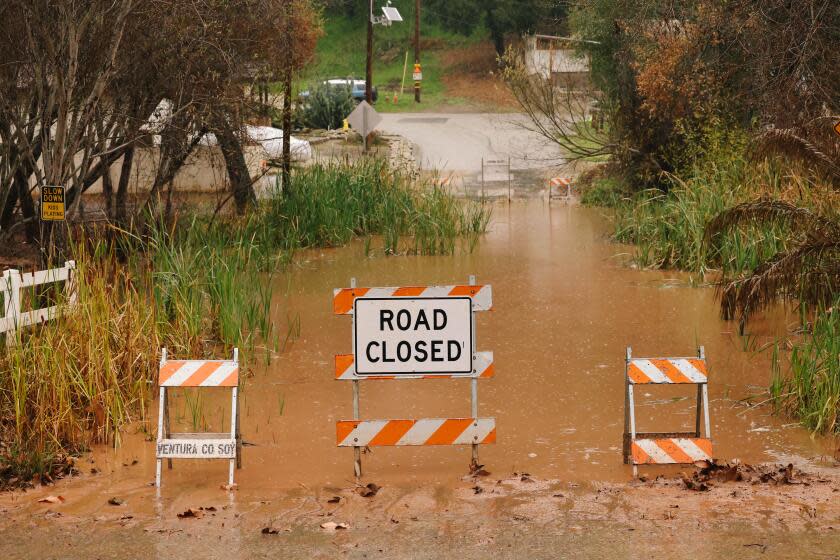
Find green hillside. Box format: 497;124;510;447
303;6;486;112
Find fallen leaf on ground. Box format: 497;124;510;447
357;483;380;498
177;508;204;519
469;462;490;477
38;496;64;504
320;521;349;531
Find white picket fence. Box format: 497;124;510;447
1;261;77;346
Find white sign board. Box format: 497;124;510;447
157;438;236;459
354;297;473;375
346;101;382;139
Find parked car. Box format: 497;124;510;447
299;78;378;103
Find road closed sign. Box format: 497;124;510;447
354;297;473;375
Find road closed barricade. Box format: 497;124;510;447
155;348;241;488
622;346;713;477
548;177;572;201
333;277;495;476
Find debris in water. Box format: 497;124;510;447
177;508;204;519
469;461;490;477
37;495;64;504
220;483;238;491
327;496;341;504
472;486;484;495
107;497;124;506
262;526;285;535
320;521;349;531
357;483;380;498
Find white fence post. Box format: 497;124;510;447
1;261;77;346
64;261;77;306
2;268;22;347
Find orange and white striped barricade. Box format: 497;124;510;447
155;348;241;488
548;177;572;202
333;276;495;477
623;346;713;477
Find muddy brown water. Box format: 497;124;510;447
3;201;833;519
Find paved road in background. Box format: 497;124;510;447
379;113;565;178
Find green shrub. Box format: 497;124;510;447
299;82;354;130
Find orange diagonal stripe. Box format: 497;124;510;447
656;439;693;463
687;359;708;376
693;438;713;457
448;285;481;297
480;364;495;378
631;442;652;464
627;363;651;383
369;420;415;446
335;354;354;378
181;362;223;387
426;419;472;445
481;428;496;444
218;369;238;387
336;421;358;445
650;359;692;383
158;361;186;384
393;286;425;296
333;288;370;314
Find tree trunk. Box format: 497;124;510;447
486;8;505;56
214;119;255;214
282;65;293;194
115;145;134;225
101;158;114;219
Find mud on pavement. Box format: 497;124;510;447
2;465;839;559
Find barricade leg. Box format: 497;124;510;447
156;386;165;487
627;384;638;478
353;380;362;478
229;386;238;486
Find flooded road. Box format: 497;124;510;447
2;199;838;558
81;201;828;492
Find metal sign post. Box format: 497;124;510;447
347;101;382;153
333;278;496;476
622;346;713;477
156;348;242;488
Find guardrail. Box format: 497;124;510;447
1;261;77;346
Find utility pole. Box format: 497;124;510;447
281;0;293;191
365;0;374;104
414;0;420;102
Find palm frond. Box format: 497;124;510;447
753;128;840;180
705;198;839;246
718;237;840;325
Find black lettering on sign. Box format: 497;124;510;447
379;310;394;330
414;309;430;330
448;340;462;361
397;309;411;330
397;341;411;362
366;341;380;362
431;340;443;361
434;309;447;329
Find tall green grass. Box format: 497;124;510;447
585;157;838;434
1;160;490;484
264;159;491;255
609;160;795;277
771;303;840;434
